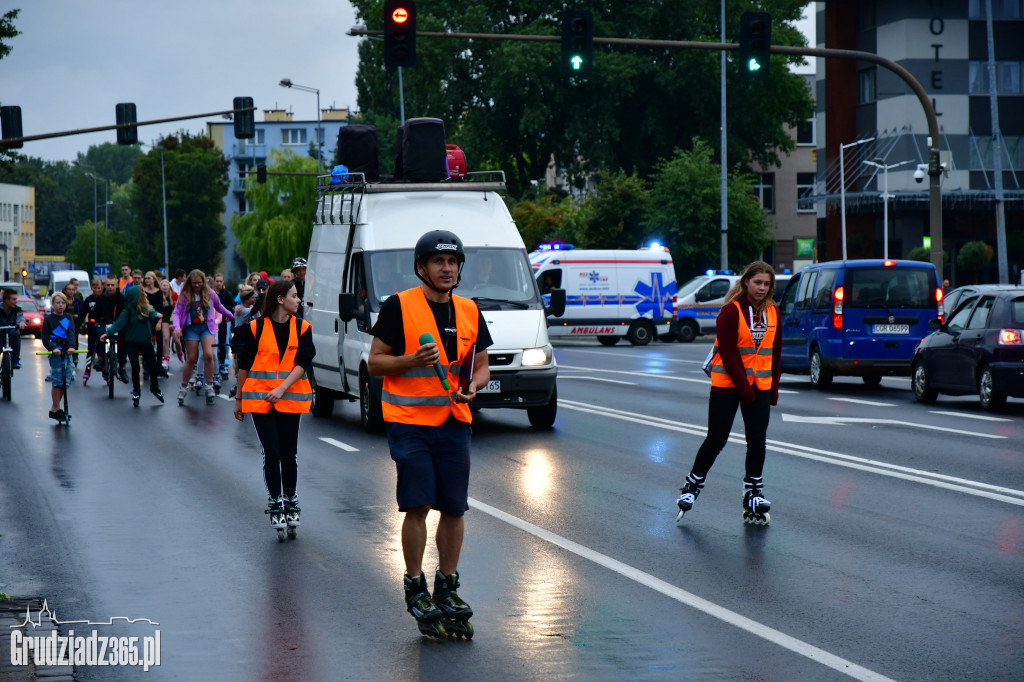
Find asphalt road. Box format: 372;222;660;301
1;335;1021;681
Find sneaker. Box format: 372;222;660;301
48;409;65;422
44;375;51;382
205;385;216;405
118;366;130;384
161;356;170;371
150;386;164;403
11;359;21;370
176;349;184;363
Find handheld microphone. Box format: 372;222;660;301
418;333;450;390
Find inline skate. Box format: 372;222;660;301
433;570;473;639
675;473;705;521
284;495;300;540
742;476;771;525
265;496;286;541
404;573;446;640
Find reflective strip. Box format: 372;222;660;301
240;391;313;402
397;365;447;379
449;364;462;377
753;369;773;378
736;347;757;355
755;346;773;356
247;370;292;380
381;390;450;407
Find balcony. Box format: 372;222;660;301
234;143;266;158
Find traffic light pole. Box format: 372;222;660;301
349;28;945;278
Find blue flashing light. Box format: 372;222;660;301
649;241;662;251
537;241;573;252
705;269;715;277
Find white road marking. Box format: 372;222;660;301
557;375;637;385
928;410;1013;422
558;399;1024;505
319;437;359;452
780;413;1005;440
469;497;895;682
828;397;896;407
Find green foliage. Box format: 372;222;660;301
0;9;21;167
645;140;773;279
956;240;994;283
907;246;930;262
75;143;142;185
231;148;318;273
350;0;813;196
130;132;228;275
569;170;649;249
64;221;135;274
510;193;578;251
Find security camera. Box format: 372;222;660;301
914;168;926;183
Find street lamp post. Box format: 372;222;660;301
863;158;914;260
73;161;102;272
279;78;323;173
838;137;875;261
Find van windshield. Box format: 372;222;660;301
677;276;710;298
369;248;541;311
845;268;935;309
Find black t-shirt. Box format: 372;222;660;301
235;315;316;373
94;291;125;325
371;291;493;361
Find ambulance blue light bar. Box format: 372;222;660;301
537;241;574;251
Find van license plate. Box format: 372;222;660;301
477;379;501;393
873;324;909;334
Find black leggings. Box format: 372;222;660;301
251;410;301;499
125;340;160;394
689;390;771;480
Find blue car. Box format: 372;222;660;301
778;259;942;388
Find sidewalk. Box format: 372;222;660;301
0;598;75;682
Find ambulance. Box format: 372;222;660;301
531;245;676;346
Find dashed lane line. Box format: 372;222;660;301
319;437;359;452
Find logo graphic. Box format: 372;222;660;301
633;273;677;318
588;270;601;283
9;600;160;672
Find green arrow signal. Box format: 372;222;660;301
571;55;584;70
747;58;761;72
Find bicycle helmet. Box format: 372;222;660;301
413;230;465;292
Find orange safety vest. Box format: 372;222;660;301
382;288;479;426
709;301;777;391
240;316;312;413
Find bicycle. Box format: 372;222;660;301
104;333;117;399
0;325;18;402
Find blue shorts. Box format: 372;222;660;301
386;418;472;516
182;322;213;342
49;353;74;387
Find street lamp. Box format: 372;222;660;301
279;78;323;173
72;161;108;273
863;158;914;260
838;137;875;261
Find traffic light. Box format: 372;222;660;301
561;9;593;78
115;103;138;145
234;96;255;139
0;106;23;149
383;0;416;68
257;164;267;184
738;12;771;81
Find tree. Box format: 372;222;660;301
569;170;649;249
130;132;228;275
349;0;813;196
63;221;135;274
231;148;318;273
76;143;143;185
645;139;774;280
0;9;21;167
957;240;994;284
510;192;579;251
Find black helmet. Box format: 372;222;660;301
413;230;465;292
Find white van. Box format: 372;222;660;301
42;269;91;311
306;171;565;432
530;247;676;346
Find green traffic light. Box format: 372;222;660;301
747;58;761;72
571;55;584;70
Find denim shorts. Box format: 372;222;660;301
386;418;472;516
49;353;74;387
182;322;213;342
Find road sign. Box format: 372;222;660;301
94;262;111;277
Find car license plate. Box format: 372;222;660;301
873;324;909;334
477;379;501;393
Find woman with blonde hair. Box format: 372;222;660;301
676;261;781;525
173;269;233;405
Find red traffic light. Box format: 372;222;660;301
391;7;409;23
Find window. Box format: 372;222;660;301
797;173;816;213
858;69;876;104
947;297;977;332
966;297;994;329
969;61;1024;94
797;118;814;146
753;173;775;213
970;0;1023;18
846;268;934;309
779;274;800;316
538;268;562;294
281;128;307;145
796;270;817;311
256;129;265;144
812;269;837;310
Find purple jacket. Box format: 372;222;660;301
173;287;234;335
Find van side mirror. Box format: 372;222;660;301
338;292;368;324
545;288;566;318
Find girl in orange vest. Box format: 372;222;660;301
233;280;315;540
676;261;781;525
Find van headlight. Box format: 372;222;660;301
521;345;552;367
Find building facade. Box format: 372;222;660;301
206;108;351;283
0;182;36;286
812;0;1024;285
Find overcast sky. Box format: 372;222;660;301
2;1;814;163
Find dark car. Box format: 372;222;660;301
911;288;1024;410
942;283;1020;315
16;297;43;338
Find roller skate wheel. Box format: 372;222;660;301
287;527;297;540
276;528;285;542
418;622;447;640
743;512;770;526
445;620;473;639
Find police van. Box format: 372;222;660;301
304;133;564;432
670;271;791;343
530;246;676;346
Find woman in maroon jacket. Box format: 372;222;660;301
676;261;781;525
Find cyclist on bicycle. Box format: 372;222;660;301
0;288;27;369
94;275;128;383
